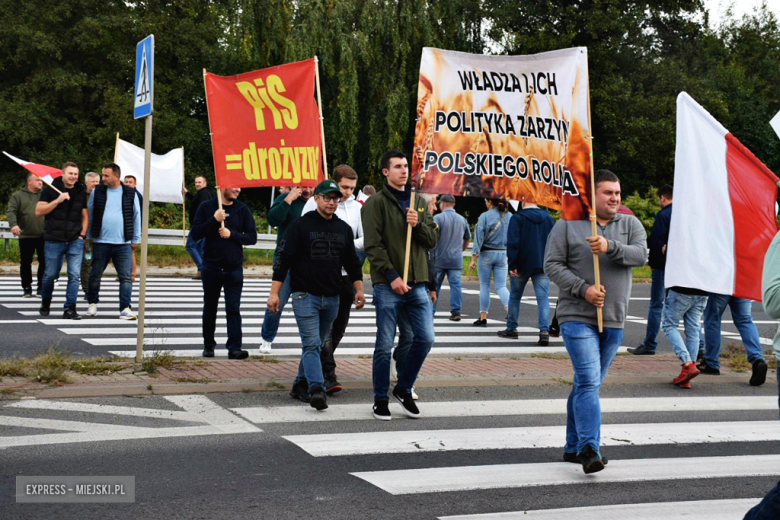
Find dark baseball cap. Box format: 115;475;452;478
314;179;341;196
439;194;456;203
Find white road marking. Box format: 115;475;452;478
284;420;780;457
108;346;595;357
231;396;778;424
6;400;199;421
351;454;780;495
58;326;522;335
92;334;559;346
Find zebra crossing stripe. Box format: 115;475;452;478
437;498;761;519
231;396;778;424
107;346;585;357
283;420;780;457
56;325;528;335
89;335;561;346
350;454;780;495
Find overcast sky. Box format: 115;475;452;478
704;0;780;27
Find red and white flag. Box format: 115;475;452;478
666;92;779;301
3;152;62;185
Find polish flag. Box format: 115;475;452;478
3;152;62;185
666;92;779;301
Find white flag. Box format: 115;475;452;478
115;139;184;204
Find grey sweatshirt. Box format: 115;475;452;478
544;214;648;329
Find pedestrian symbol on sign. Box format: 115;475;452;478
136;48;150;105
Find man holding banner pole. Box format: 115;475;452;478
544;169;647;474
362;149;438;421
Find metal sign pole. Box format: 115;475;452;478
136;114;152;365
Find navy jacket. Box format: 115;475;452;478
191;197;258;269
648;203;672;270
507;207;555;273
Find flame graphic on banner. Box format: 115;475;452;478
411;47;592;220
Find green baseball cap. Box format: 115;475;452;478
314;179;341;196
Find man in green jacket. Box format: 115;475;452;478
7;173;45;297
260;185;314;355
362;149;438;420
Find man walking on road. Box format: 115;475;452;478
8;173;45;298
36;162;89;319
432;194;470;320
499;198;555;344
123;174;142;282
86;163;140;320
191;186;257;360
544;169;647;474
362;149;438;421
80;172;100;300
629;184;673;355
260;184;314;354
183;175;213;280
269;179;365;410
301;165;365;394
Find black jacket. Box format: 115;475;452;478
186;187;214;226
39;177;87;242
273;211;363;296
648;203;672;270
190;197;257;269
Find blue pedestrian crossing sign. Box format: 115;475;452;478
134;35;154;119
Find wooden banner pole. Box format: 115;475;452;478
114;132;119;163
314;56;329;179
402;188;416;285
216;186;225;229
181;146;186;246
584;52;603;332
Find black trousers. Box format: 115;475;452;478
320;276;355;380
19;237;45;290
201;265;244;351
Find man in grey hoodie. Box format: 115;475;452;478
7;173;45;297
544;169;647;474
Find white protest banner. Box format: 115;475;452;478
115;138;184;204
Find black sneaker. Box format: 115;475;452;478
202;347;215;358
62;307;81;320
627;345;655;355
538;332;550;346
227;349;249;360
750;358;768;387
563;451;609;465
579;445;605;474
472;318;487;327
497;329;518;339
290;380;311;403
449;312;461;322
309;385;328;411
372;400;391;421
22;288;33;298
39;299;51;316
324;379;343;395
392;386;420;418
697;361;720;375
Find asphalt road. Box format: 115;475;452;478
0;276;777;360
1;383;778;519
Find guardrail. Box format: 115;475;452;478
1;221;474;256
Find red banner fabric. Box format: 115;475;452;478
204;59;324;189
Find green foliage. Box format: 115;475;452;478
622;190;662;235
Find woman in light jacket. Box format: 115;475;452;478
470;198;510;326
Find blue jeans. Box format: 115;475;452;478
642;269;665;352
291;292;339;391
506;269;550;332
701;294;765;369
561;321;623;456
662;290;707;364
477;250;510;313
262;252;292;342
88;243;133;311
185;233;205;271
41;239;83;309
373;283;435;402
433;268;463;314
393;307;414;377
201;265;244;352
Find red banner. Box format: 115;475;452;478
204;59;324;189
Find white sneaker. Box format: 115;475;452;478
259;340;272;355
119;308;137;320
87;304;98;316
411;387;419;400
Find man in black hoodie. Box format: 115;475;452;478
190;186;257;359
35;162;89;319
268;179;365;411
183;175;214;280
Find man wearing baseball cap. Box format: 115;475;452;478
268;179;365;411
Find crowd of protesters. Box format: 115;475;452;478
6;151;777;482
